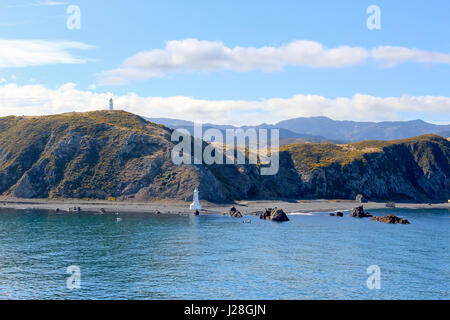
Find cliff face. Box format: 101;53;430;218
282;135;449;202
0;111;448;202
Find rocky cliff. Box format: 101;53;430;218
0;111;448;202
281;135;449;202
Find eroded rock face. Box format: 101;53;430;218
371;214;410;224
350;206;373;218
289;136;449;202
260;208;290;222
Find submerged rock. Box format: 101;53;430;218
260;208;290;222
350;206;372;218
371;214;410;224
329;213;335;216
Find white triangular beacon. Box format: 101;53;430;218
190;188;202;211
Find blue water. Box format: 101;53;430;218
0;208;448;300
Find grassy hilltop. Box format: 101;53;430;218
0;111;448;202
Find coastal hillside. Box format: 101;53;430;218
0;111;227;202
0;111;448;202
281;135;449;202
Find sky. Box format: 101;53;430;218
0;0;449;125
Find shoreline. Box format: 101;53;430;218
0;197;448;215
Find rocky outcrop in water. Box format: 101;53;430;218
226;207;243;218
260;208;290;222
371;214;410;224
350;206;373;218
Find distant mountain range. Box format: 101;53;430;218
147;117;337;144
147;116;450;143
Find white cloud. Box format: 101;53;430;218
372;46;450;67
97;39;450;85
0;39;94;68
98;39;369;85
0;83;448;126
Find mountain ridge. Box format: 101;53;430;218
147;116;450;143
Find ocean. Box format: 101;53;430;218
0;208;448;300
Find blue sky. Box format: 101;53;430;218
0;0;449;125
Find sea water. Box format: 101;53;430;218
0;208;448;300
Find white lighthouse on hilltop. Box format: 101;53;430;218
109;98;114;111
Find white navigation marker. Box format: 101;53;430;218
190;188;202;211
109;98;114;111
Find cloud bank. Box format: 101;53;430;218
98;39;369;85
0;83;448;126
98;39;450;85
0;39;94;68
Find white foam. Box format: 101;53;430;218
288;212;316;216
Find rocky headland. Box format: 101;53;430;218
0;111;448;203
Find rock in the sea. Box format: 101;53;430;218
260;207;290;222
99;208;106;214
259;208;271;220
194;210;200;216
336;212;344;217
355;194;367;203
371;214;410;224
386;202;396;208
227;206;243;218
329;213;335;216
350;206;372;218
